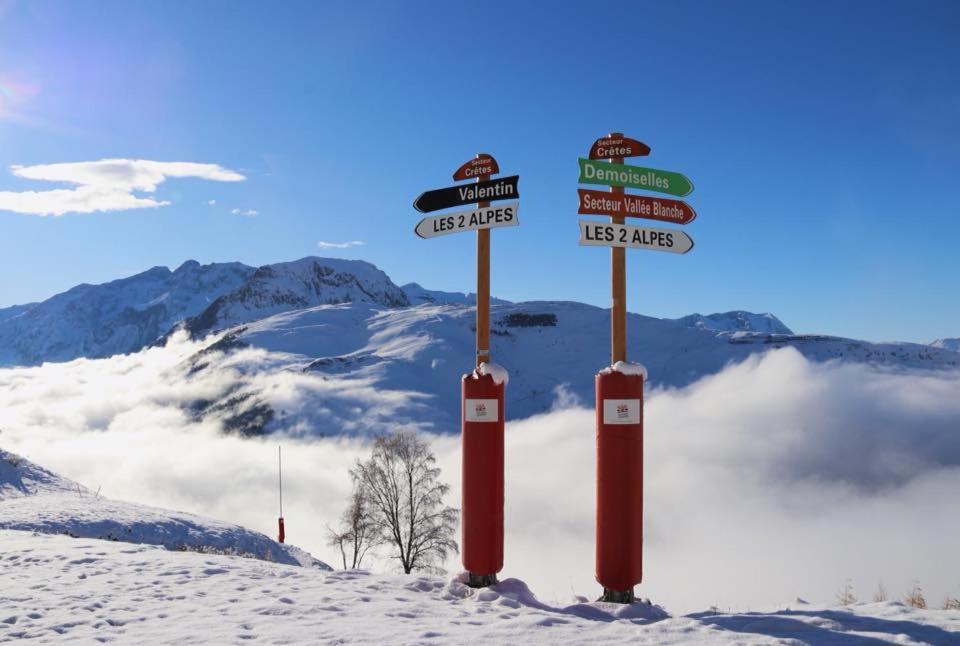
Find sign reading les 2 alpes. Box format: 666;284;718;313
577;189;697;225
413;175;520;213
589;136;650;160
416;202;519;239
578;220;694;254
578;158;693;197
453;154;499;181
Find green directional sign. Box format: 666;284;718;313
578;158;693;197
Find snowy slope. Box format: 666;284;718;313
931;338;959;352
0;260;253;367
0;449;328;569
1;531;956;644
181;300;960;437
181;257;409;338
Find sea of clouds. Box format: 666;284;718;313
1;336;958;613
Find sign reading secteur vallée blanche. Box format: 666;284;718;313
577;188;697;225
578;220;694;254
413;175;520;213
589;135;650;160
416;202;519;239
578;158;693;197
453;154;499;181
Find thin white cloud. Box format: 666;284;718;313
0;159;246;217
317;240;365;249
231;208;258;217
207;199;217;206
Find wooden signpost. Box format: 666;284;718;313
413;155;520;589
578;132;698;604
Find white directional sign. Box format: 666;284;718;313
578;219;694;254
415;202;519;239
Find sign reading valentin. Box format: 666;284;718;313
578;158;693;197
413;175;520;213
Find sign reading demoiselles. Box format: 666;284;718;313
578;158;693;197
577;189;696;225
413;175;519;213
416;202;519;239
578;220;694;254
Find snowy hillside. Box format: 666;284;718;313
1;531;956;644
0;449;327;569
931;338;959;352
181;257;410;338
0;260;253;366
179;300;960;436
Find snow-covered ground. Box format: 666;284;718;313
1;530;957;644
0;449;326;569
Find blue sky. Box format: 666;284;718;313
0;0;957;343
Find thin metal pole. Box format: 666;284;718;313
476;154;492;367
609;132;627;364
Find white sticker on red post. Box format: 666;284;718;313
602;399;641;425
465;398;499;423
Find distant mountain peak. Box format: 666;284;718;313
678;311;793;335
181;256;409;339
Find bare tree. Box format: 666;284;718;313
873;582;888;602
351;430;458;574
836;579;857;605
904;581;927;609
326;485;381;569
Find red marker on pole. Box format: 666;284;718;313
277;445;285;544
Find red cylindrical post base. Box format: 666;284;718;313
461;371;505;582
595;369;644;595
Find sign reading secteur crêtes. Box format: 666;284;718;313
413;175;520;213
578;158;693;197
578;220;694;254
416;202;519;239
577;188;696;225
589;135;650;160
453;154;499;181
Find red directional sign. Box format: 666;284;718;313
588;135;650;160
577;188;696;225
453;154;500;181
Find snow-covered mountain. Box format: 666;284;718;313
931;337;959;352
677;311;793;335
176;299;959;437
0;448;327;568
181;257;410;339
0;260;253;366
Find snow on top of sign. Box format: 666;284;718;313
476;361;509;385
600;361;648;380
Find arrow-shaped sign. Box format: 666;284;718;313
416;202;519;239
413;175;519;213
577;189;696;225
578;158;693;197
589;135;650;160
453;154;499;181
578;219;694;254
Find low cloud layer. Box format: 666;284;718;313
317;240;365;249
1;345;958;612
0;159;245;216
